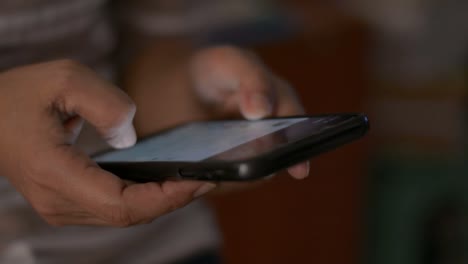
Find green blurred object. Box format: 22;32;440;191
365;154;468;264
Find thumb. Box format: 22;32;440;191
191;46;275;120
104;116;137;149
239;90;273;120
237;69;275;120
52;61;137;149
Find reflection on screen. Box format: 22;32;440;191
95;118;308;162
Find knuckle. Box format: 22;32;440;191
209;45;240;56
54;59;84;76
206;45;261;66
51;59;84;90
194;45;240;64
204;46;240;63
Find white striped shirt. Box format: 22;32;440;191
0;0;272;262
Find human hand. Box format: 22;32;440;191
190;46;310;179
0;60;216;226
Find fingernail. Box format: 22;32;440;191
193;183;217;198
301;161;310;179
243;93;272;120
107;124;137;149
304;161;310;177
288;161;310;180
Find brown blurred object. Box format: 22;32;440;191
207;1;371;264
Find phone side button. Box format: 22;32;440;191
179;169;215;180
178;169;195;177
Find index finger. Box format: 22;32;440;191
191;46;276;120
47;60;137;149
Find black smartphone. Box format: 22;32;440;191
94;113;369;182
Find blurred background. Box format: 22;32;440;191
1;0;467;263
202;0;468;263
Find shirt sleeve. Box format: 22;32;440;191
115;0;280;37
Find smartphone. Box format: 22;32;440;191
94;113;369;182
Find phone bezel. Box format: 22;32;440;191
95;114;369;182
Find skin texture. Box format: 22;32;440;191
0;60;215;227
0;45;309;227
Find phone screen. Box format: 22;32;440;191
94;116;357;163
95;118;309;162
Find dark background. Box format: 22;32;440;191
208;1;371;263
